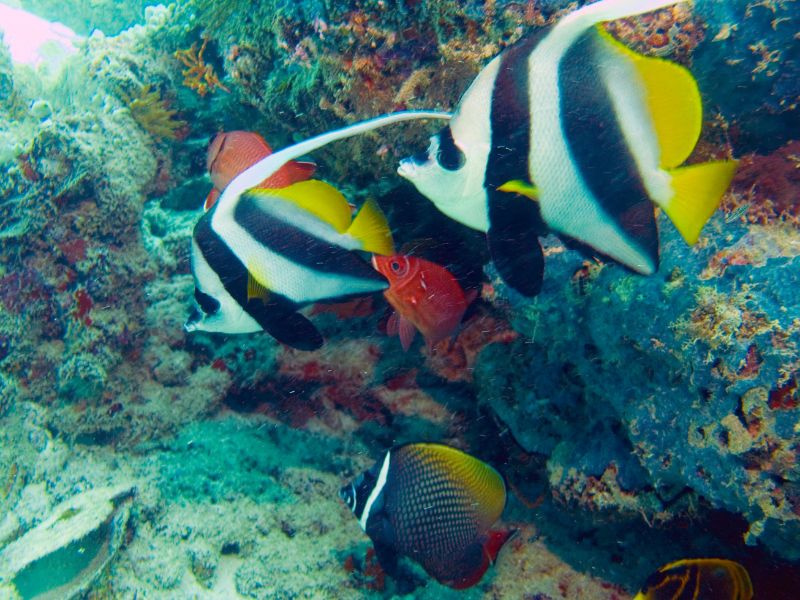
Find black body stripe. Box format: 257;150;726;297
558;29;659;268
234;194;388;286
194;209;295;312
194;210;325;349
485;29;548;191
485;30;549;297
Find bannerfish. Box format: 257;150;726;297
635;558;753;600
371;254;474;351
340;442;515;589
186;180;394;350
203;131;317;211
187;110;452;349
398;0;739;297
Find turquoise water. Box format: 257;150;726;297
0;0;798;598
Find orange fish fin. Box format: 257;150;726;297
398;316;417;352
288;160;317;181
484;528;517;564
386;311;399;337
445;528;516;590
204;188;220;212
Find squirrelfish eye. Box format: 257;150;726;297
389;258;409;277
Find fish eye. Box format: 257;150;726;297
389;259;408;276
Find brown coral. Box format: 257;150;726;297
174;38;230;97
122;84;186;140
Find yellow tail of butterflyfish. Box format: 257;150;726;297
664;160;739;245
347;198;395;256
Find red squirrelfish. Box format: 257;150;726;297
371;254;472;351
204;131;317;211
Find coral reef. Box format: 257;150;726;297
0;1;798;598
476;193;800;561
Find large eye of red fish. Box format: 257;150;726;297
389;258;408;277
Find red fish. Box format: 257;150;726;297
203;131;316;211
371;254;474;351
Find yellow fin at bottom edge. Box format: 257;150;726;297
663;160;739;245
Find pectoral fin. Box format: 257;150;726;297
498;179;539;201
398;316;417;352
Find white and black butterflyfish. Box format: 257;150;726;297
398;0;739;297
339;442;516;589
187;180;395;350
185;110;452;349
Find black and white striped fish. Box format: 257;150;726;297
399;0;738;297
187;181;394;349
185;111;450;350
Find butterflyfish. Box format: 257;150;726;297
398;0;738;297
635;558;753;600
187;180;394;349
186;111;451;349
340;442;515;589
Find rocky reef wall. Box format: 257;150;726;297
0;0;798;597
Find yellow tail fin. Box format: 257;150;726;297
663;160;739;245
347;198;395;256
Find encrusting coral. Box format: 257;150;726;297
120;84;187;140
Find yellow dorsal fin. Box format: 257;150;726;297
498;179;539;201
663;160;739;245
596;26;702;169
347;198;395;256
416;443;506;526
250;180;352;233
247;262;270;303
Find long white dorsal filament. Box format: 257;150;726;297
216;111;452;215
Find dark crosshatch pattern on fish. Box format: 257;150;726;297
2;0;800;597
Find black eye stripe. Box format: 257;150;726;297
437;126;465;171
194;288;220;315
